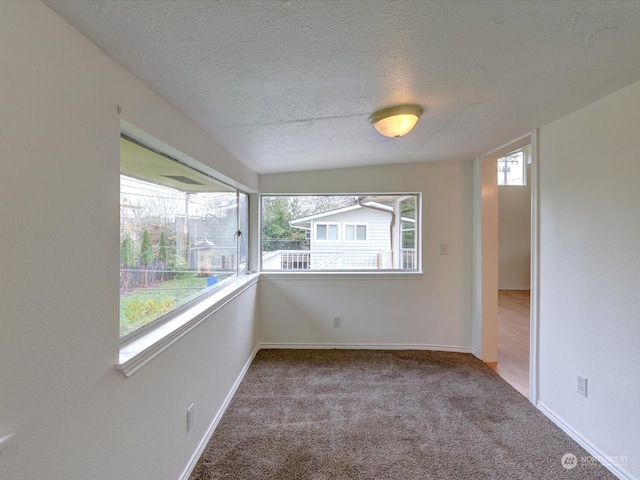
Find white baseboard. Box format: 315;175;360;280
498;286;531;291
258;342;473;353
179;344;260;480
537;402;636;480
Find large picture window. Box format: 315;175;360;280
120;136;248;340
261;194;419;271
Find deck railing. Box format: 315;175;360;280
402;249;416;269
263;249;417;270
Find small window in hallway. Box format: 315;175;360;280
497;148;528;186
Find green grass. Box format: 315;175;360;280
119;274;228;337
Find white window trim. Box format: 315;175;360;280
343;222;369;242
116;272;259;376
315;222;340;242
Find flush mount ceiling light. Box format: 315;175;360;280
368;105;423;138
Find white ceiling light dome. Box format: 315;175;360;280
368;105;423;138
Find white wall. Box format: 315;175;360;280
259;161;474;350
538;79;640;478
498;166;531;290
0;2;259;479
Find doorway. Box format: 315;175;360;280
495;148;531;396
482;138;533;398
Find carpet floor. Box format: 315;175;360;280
189;349;615;479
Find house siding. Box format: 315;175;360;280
308;207;392;252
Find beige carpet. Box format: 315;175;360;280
190;349;614;479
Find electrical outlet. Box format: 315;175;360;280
333;316;341;327
577;375;587;397
187;404;194;431
439;243;449;255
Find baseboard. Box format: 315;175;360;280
498;286;531;291
179;344;261;480
537;402;636;480
258;342;473;353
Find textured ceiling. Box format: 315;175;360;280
45;0;640;174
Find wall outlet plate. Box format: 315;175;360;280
187;404;194;431
577;375;587;397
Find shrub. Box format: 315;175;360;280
167;254;189;279
123;297;176;325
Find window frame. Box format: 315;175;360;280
497;148;528;186
314;222;341;242
119;134;250;345
260;193;421;273
343;222;369;242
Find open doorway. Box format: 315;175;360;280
486;143;532;397
497;147;531;396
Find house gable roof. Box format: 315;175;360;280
290;202;414;231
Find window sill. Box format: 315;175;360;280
116;272;259;377
259;271;423;280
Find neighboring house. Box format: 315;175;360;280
263;200;416;270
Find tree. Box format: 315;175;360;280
120;235;135;293
167;253;188;279
140;229;155;287
262;197;295;240
158;231;168;282
261;196;358;250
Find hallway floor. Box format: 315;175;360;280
487;290;530;397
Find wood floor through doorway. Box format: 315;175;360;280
487;290;530;397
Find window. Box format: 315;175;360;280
344;223;368;242
261;194;419;271
497;148;528;186
315;223;339;241
120;136;248;340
